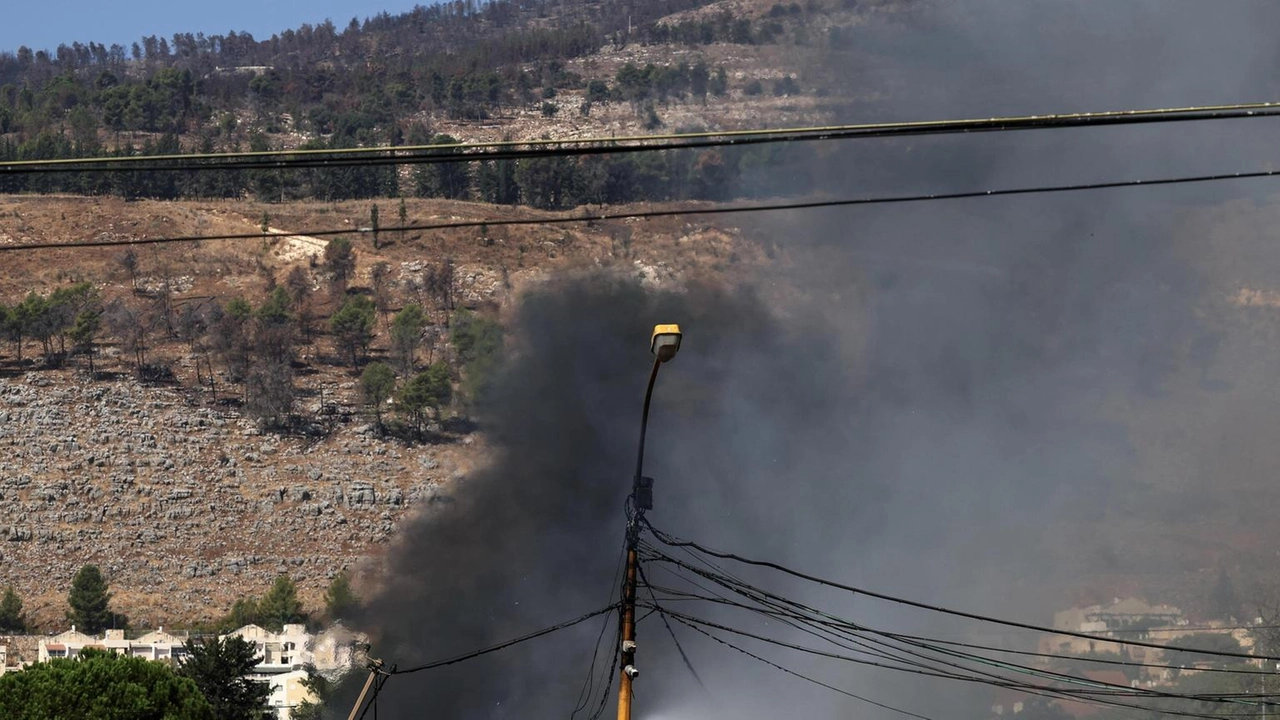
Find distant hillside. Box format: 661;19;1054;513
0;0;900;205
0;0;852;142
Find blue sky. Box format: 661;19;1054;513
2;1;437;54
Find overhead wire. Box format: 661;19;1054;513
638;541;1275;684
571;542;627;720
643;522;1280;664
5;100;1280;173
659;606;1268;720
666;609;940;720
9;165;1280;254
638;562;1274;711
390;605;618;675
636;537;1280;719
638;541;1269;684
637;558;1275;719
637;559;707;689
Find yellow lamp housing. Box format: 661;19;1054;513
650;324;682;363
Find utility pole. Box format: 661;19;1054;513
346;657;385;720
616;325;682;720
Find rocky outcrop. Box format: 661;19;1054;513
0;374;465;627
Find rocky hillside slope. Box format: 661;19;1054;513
0;192;771;628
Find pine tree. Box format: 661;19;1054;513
256;576;306;631
360;362;396;428
324;571;359;621
67;564;116;634
0;585;26;632
177;636;269;720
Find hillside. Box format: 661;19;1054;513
0;0;886;186
6;0;1280;639
0;192;771;628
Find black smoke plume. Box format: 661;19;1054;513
341;2;1280;717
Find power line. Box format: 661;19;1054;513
642;523;1280;664
637;559;706;690
390;605;617;675
663;607;1267;720
8;165;1280;254
666;612;939;720
642;566;1274;719
5;100;1280;174
638;556;1275;712
642;575;1275;680
571;544;628;720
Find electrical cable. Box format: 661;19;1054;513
637;544;1280;715
665;610;938;720
9;165;1280;254
892;630;1278;677
570;543;627;720
391;605;618;675
643;522;1280;664
657;605;1269;720
637;542;1272;682
355;668;394;720
637;559;706;689
5;100;1280;173
639;573;1271;708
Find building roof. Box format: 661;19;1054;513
45;644;66;652
134;630;185;645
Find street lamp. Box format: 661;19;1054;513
633;325;682;511
617;324;682;720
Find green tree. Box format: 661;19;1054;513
0;650;213;720
68;308;102;374
397;197;408;241
324;571;358;621
450;309;504;403
514;154;579;209
255;286;292;327
413;134;471;199
0;585;26;632
398;362;453;431
390;303;426;375
177;636;269;720
361;361;396;427
256;575;306;631
67;564;120;634
323;237;357;295
330;295;376;368
223;597;262;630
213;297;255;386
477;157;519;205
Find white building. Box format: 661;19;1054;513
16;622;362;720
37;626;188;664
222;624;314;719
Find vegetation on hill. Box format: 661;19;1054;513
0;229;504;438
0;0;852;205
